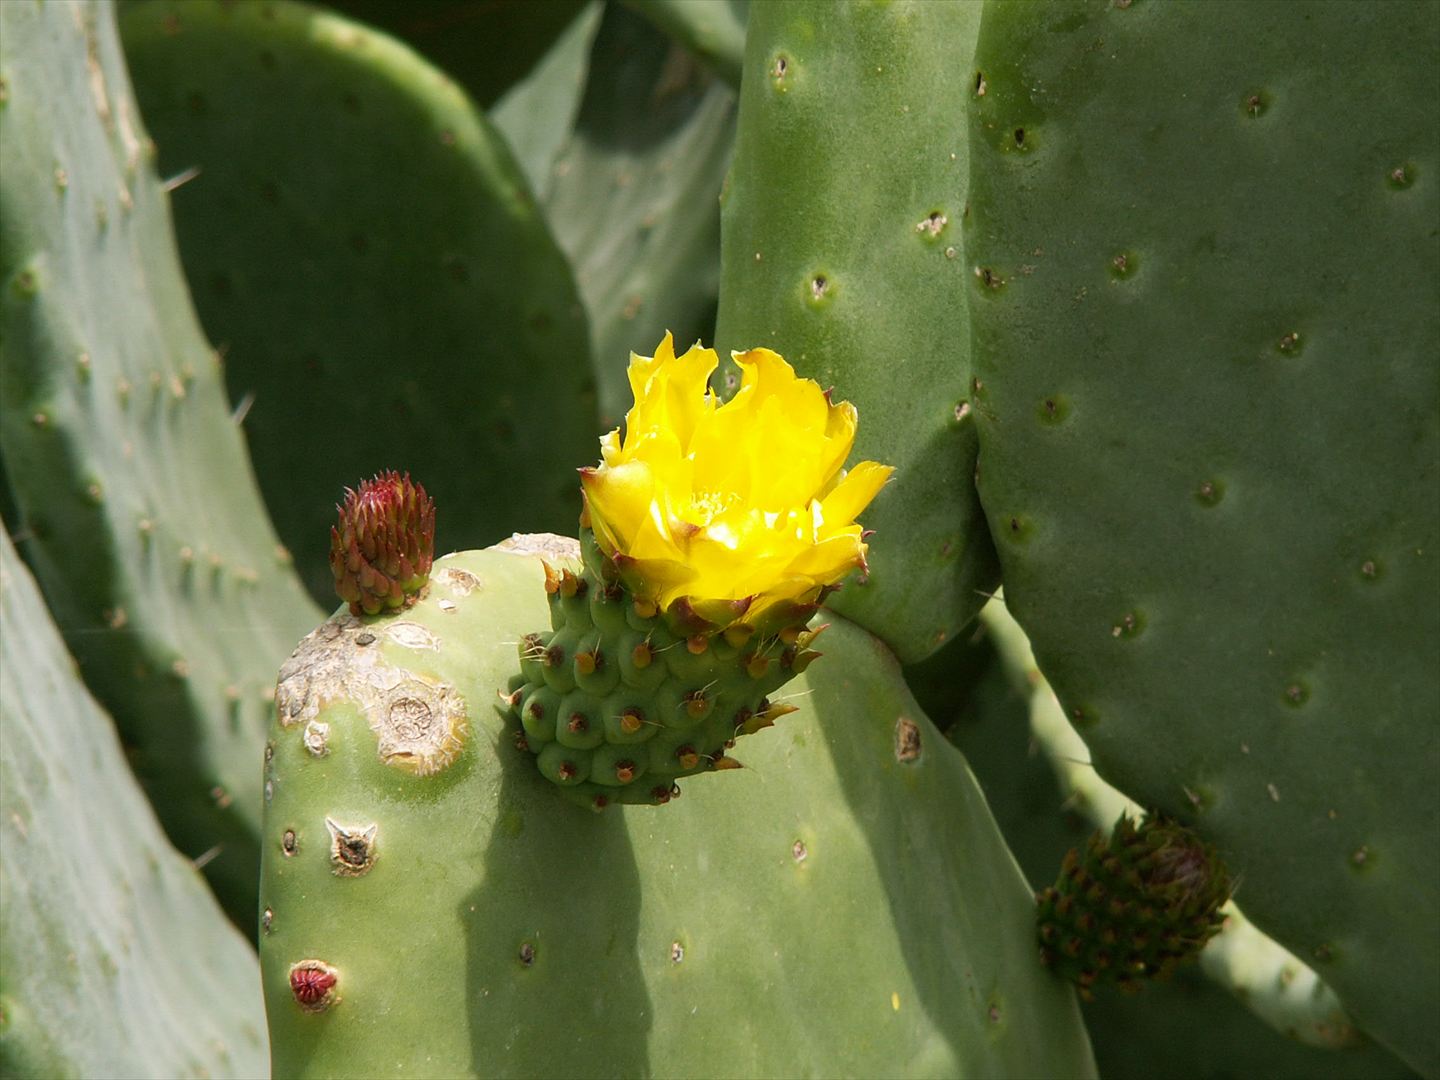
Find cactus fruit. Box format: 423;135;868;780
261;539;1096;1078
1037;815;1232;1000
503;335;891;807
329;471;435;616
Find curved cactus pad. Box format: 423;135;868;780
120;0;598;601
0;527;267;1079
965;2;1439;1072
0;0;322;924
716;0;997;664
260;543;1094;1078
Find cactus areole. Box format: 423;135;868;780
506;334;893;809
329;472;435;616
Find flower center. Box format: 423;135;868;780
689;489;738;525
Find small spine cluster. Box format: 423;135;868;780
504;529;826;810
329;471;435;616
1037;814;1232;998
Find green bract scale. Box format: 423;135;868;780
504;529;824;810
1037;814;1233;1000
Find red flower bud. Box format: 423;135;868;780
329;471;435;616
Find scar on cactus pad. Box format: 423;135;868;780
1037;813;1234;1000
504;333;893;810
329;471;435;615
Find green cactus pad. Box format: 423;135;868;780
965;2;1439;1072
491;3;603;196
0;0;323;924
260;541;1095;1078
0;527;267;1079
537;4;736;430
934;607;1416;1079
120;0;599;601
716;0;998;665
625;0;747;89
325;0;589;110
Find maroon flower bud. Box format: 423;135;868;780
329;471;435;616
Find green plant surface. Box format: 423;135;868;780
932;605;1414;1079
624;0;747;88
120;0;598;602
965;2;1439;1072
716;0;997;665
260;541;1095;1078
491;3;603;198
539;3;737;429
0;0;322;926
323;0;588;110
0;527;268;1079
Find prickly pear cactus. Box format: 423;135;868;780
261;538;1095;1078
717;0;996;664
964;2;1439;1073
626;0;747;88
537;4;736;429
0;0;322;925
120;0;599;600
0;527;267;1079
501;335;889;807
933;605;1416;1079
1036;815;1232;999
329;472;435;616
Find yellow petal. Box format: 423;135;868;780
625;332;675;418
781;533;866;582
664;339;719;451
621;554;698;606
581;461;655;553
819;461;894;534
598;427;623;467
581;336;892;633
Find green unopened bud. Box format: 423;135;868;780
1036;813;1232;999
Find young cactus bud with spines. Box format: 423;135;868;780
506;333;893;809
329;471;435;616
1037;813;1234;999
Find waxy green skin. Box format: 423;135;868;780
964;2;1440;1074
0;528;268;1079
928;614;1416;1080
121;0;598;603
539;3;737;430
0;0;322;927
261;545;1095;1078
716;0;997;665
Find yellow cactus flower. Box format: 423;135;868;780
581;333;892;629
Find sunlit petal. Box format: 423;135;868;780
581;336;891;630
